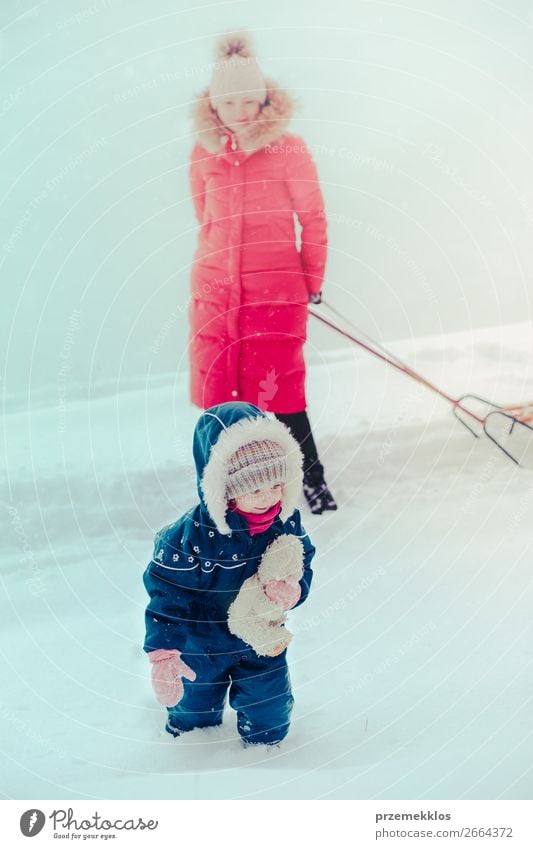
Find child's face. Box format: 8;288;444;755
232;483;284;513
216;95;261;133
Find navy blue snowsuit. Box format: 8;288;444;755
143;402;315;745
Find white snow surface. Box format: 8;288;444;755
2;321;533;800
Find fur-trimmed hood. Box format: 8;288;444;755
194;402;304;535
190;79;295;155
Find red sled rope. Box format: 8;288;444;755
309;300;533;467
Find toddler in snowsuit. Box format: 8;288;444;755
143;401;315;746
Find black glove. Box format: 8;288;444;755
308;291;322;305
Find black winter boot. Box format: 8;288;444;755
302;467;338;515
274;411;338;514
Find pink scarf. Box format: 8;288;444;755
228;501;282;535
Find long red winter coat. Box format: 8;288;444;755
188;80;327;414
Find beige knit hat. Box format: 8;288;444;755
226;439;287;500
209;31;267;107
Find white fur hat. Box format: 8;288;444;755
209;31;267;107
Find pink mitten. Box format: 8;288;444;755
264;578;301;609
148;649;196;707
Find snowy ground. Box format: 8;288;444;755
2;320;533;800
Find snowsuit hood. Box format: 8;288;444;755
194;402;304;535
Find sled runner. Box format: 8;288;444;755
309;300;533;467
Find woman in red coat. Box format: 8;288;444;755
188;32;336;514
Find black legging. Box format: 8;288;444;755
274;411;324;482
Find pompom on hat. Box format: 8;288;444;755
226;439;287;500
209;30;267;107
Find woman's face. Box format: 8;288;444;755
215;95;262;133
